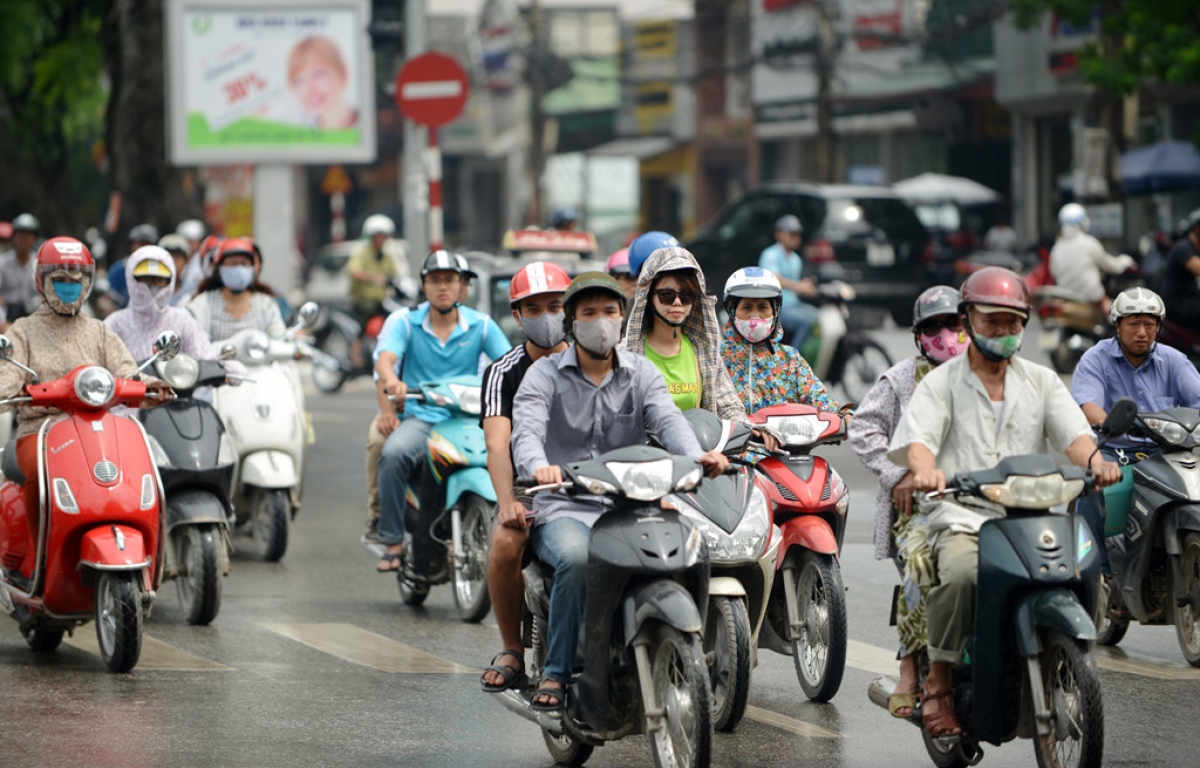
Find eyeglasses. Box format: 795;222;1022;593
653;288;697;306
425;274;461;287
917;316;962;334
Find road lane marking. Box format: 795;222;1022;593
64;634;232;671
744;706;840;738
1092;646;1200;681
847;639;901;676
262;622;474;673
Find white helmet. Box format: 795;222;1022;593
176;219;206;242
1058;203;1088;231
362;214;395;238
723;266;782;302
1109;287;1165;325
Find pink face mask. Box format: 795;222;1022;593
919;327;971;363
735;317;774;343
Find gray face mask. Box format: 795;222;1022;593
520;311;566;349
572;317;623;356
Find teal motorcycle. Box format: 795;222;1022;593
398;376;496;622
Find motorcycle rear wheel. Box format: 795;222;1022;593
647;625;712;768
1173;532;1200;666
542;730;594;767
23;628;64;652
839;340;893;404
705;595;752;732
252;488;290;562
453;494;493;623
177;524;222;626
1032;630;1104;768
790;551;848;702
95;572;143;673
921;728;971;768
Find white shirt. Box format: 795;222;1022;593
1049;229;1134;303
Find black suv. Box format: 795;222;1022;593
685;182;933;325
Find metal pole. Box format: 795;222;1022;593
427;129;443;250
403;0;429;261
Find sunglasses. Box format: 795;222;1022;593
918;316;962;333
653;288;697;306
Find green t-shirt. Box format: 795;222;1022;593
644;335;702;412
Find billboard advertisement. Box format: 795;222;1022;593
166;0;376;164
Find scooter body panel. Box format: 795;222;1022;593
239;450;298;490
776;514;840;558
79;525;148;570
444;466;496;507
215;363;306;491
622;579;704;642
427;418;488;482
165;489;230;532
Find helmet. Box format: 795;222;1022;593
362;214;396;238
454;253;478;280
605;248;631;276
509;262;572;308
132;256;172;278
12;213;39;233
129;224;160;244
35;237;95;312
912;285;961;329
1110;287;1165;325
1185;208;1200;234
775;214;803;234
724;267;782;303
421;250;467;279
959;266;1030;319
176;219;205;242
0;222;10;240
628;231;679;277
561;271;626;332
198;234;223;258
215;237;257;267
1058;203;1088;230
158;233;189;254
550;207;579;229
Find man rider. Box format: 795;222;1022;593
1159;209;1200;332
479;262;572;693
759;214;819;351
348;215;404;367
0;213;42;328
510;271;729;712
887;267;1121;737
1048;203;1134;315
373;251;510;575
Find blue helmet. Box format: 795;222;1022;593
550;207;579;229
627;231;680;277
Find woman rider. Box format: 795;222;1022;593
188;237;286;342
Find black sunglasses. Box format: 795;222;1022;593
917;316;963;333
653;288;697;306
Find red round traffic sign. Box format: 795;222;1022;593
395;52;469;127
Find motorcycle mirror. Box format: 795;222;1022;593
0;335;12;361
153;332;182;363
218;343;238;361
1101;398;1138;439
296;301;320;329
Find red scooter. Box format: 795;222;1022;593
0;332;179;672
749;403;850;702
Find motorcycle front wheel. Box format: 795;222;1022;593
790;551;848;702
453;494;493;623
704;595;752;732
176;524;222;625
95;572;143;673
1173;532;1200;666
647;625;712;768
1032;630;1104;768
838;339;893;404
252;488;290;562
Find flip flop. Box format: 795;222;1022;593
888;691;917;718
530;684;565;713
481;650;528;693
376;550;403;573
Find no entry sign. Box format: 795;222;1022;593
394;52;469;127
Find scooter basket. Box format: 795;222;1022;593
1102;465;1134;537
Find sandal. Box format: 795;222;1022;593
481;650;528;693
888;691;917;719
921;685;962;736
376;548;403;573
530;683;566;713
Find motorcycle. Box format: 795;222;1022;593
659;410;778;732
748;403;851;702
394;376;495;622
213;303;318;561
0;331;179;672
493;446;712;768
139;353;241;625
310;277;418;394
798;281;893;404
1096;405;1200;665
1031;285;1109;374
866;401;1136;768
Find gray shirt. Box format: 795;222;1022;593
512;345;705;527
0;249;40;321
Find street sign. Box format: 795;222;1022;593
394;52;469;127
320;165;354;195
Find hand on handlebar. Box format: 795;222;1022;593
383;378;407;401
912;468;946;494
699;449;730;479
1090;456;1123;489
753;429;781;454
141;381;176;408
533;465;563;486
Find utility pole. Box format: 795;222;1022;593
815;0;835;184
403;0;429;260
528;0;546;227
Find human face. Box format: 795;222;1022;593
135;275;171;290
1116;314;1159;357
515;292;565;320
423;270;461;310
14;231;35;256
221;253;254;269
371;233;388;250
734;297;774;321
969;308;1024;337
290;59;347;126
651;275;696;326
573;293;622;323
615;274;637;300
776;229;801;251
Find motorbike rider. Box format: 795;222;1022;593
1159;209;1200;332
103;223;160;315
0;213;42;328
188;237;286;342
372;251;510;574
604;248;636;300
510;271;729;712
626;230;679;279
887;266;1122;737
348;215;405;367
848;285;970;719
156;234;193;306
177;231;220;304
0;237;172;556
1048;203;1135;315
759;214;820;351
549;207;579;232
176;219;206;260
479;261;572;693
1070;287;1200;578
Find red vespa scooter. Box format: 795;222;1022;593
748;403;850;703
0;331;179;672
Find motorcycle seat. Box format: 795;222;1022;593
0;438;23;485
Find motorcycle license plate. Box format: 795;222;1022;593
867;242;895;267
1039;327;1061;351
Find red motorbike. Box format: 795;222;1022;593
749;403;850;702
0;332;179;672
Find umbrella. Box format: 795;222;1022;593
892;173;1000;204
1120;140;1200;195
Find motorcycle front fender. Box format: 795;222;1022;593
165;489;230;534
708;575;747;598
777;514;839;562
240;450;298;489
622;580;703;645
1013;588;1096;658
445;466;497;507
1162;504;1200;557
79;525;150;571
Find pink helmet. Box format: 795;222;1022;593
605;248;631;276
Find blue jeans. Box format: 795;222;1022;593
378;417;435;546
1075;444;1159;575
530;517;591;685
778;302;820;351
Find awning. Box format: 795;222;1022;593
587;136;677;159
1120;141;1200;195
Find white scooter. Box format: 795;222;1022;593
213;303;318;561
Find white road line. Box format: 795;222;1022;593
846;639;901;676
262;622;474;674
1092;646;1200;681
744;706;841;738
65;634;232;671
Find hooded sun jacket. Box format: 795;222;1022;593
720;318;840;415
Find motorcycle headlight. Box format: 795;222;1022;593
159;354;200;390
242;331;270;363
980;473;1085;510
673;486;771;564
765;414;825;447
1143;417;1192;448
606;459;674;501
147;435;172;468
675;466;702;492
448;384;482;415
575;474;618;496
217;432;237;467
75;366;115;407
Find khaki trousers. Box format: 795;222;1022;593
365;418;386;524
926;531;978;665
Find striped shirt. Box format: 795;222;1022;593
480;343;534;425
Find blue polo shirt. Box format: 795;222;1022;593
1070;338;1200;450
759;243;804;308
379;303;511;423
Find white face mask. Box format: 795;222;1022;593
572;317;622;356
734;316;773;343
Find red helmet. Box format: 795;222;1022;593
958;266;1030;319
198;234;223;259
35;236;95;297
509;262;572;308
214;237;257;268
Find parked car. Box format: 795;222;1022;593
685;182;933;326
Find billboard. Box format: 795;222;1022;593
165;0;376;164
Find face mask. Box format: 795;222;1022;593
520;311;566;349
220;265;255;293
572;317;622;356
52;280;83;304
734;317;774;344
972;330;1023;362
919;327;970;364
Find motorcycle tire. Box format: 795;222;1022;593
1032;630;1104;768
921;727;972;768
838;338;893;404
453;494;493;623
705;595;752;732
314;327;353;394
1173;532;1200;666
177;524;222;626
647;624;712;768
790;551;848;703
95;571;143;673
252;489;290;562
1050;342;1086;376
542;730;594;767
23;628;64;652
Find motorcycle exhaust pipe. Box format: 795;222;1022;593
489;688;567;735
867;675;897;711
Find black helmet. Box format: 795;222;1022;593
420;250;468;279
912;285;960;330
129;223;160;244
1186;208;1200;233
561;271;626;333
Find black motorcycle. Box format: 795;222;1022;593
310;278;417;394
493;446;713;768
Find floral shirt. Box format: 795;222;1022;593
720;320;840;415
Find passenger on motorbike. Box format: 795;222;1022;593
847;285;969;719
188;238;286;342
887;267;1121;737
604;248;636;300
373;251;510;573
1048;203;1135;315
0;213;41;328
0;237;172;553
1160;209;1200;331
1070;287;1200;576
759;214;819;351
510;271;729;712
348;215;405;367
479;261;572;693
